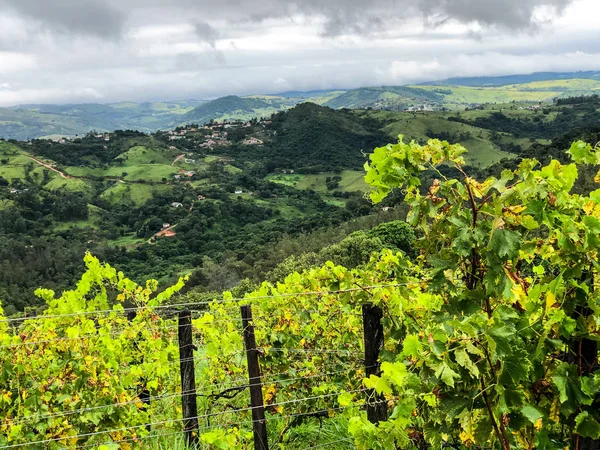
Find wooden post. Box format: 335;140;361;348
178;310;199;448
362;303;388;424
241;305;269;450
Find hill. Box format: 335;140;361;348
3;71;600;140
182;95;282;123
0;101;203;140
231;102;389;172
413;79;600;106
419;70;600;87
323;86;442;109
3;96;600;311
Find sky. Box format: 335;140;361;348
0;0;599;106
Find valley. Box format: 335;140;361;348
2;94;599;314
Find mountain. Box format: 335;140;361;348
2;71;600;141
182;95;282;124
420;71;600;87
0;101;203;141
323;86;443;109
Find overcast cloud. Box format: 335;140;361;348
0;0;598;106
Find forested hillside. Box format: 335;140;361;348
1;96;599;315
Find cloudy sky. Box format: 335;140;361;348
0;0;599;106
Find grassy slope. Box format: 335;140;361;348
100;182;170;206
267;170;369;193
0;141;56;182
413;78;600;106
359;110;515;168
64;145;179;182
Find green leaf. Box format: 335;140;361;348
364;375;393;395
401;335;423;358
499;348;531;385
381;361;408;388
489;228;520;260
435;363;460;388
338;392;354;407
521;405;543;423
552;374;569;403
455;348;480;378
568;141;598;165
575;411;600;439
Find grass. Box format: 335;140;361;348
359;110;516;168
106;233;147;248
108;164;178;182
100;182;168;206
44;177;95;194
267;170;369;193
66;164;178;182
412;78;600;105
224;164;243;175
0;144;63;183
115;145;175;166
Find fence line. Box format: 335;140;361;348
1;363;366;428
0;283;407;324
0;389;369;448
1;292;391;448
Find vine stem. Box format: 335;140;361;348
481;377;510;450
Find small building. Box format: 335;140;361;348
198;195;206;200
171;202;184;208
235;190;243;195
162;223;171;229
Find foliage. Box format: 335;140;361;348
347;135;600;449
0;254;186;448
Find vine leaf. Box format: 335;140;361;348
574;411;600;439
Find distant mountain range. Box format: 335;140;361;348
1;70;599;140
419;70;600;87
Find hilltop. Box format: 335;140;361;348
2;71;600;140
419;70;600;87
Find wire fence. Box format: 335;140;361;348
0;286;396;449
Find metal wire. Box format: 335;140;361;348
0;283;408;324
2;362;366;427
0;389;369;448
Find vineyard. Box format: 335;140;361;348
1;137;600;449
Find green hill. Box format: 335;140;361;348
265;103;388;171
2;71;600;141
0;101;202;140
414;79;600;105
323;86;443;109
419;70;600;87
183;95;282;123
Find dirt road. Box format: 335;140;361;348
28;156;72;179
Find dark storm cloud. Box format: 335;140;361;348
0;0;595;107
419;0;572;29
0;0;577;40
0;0;125;38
